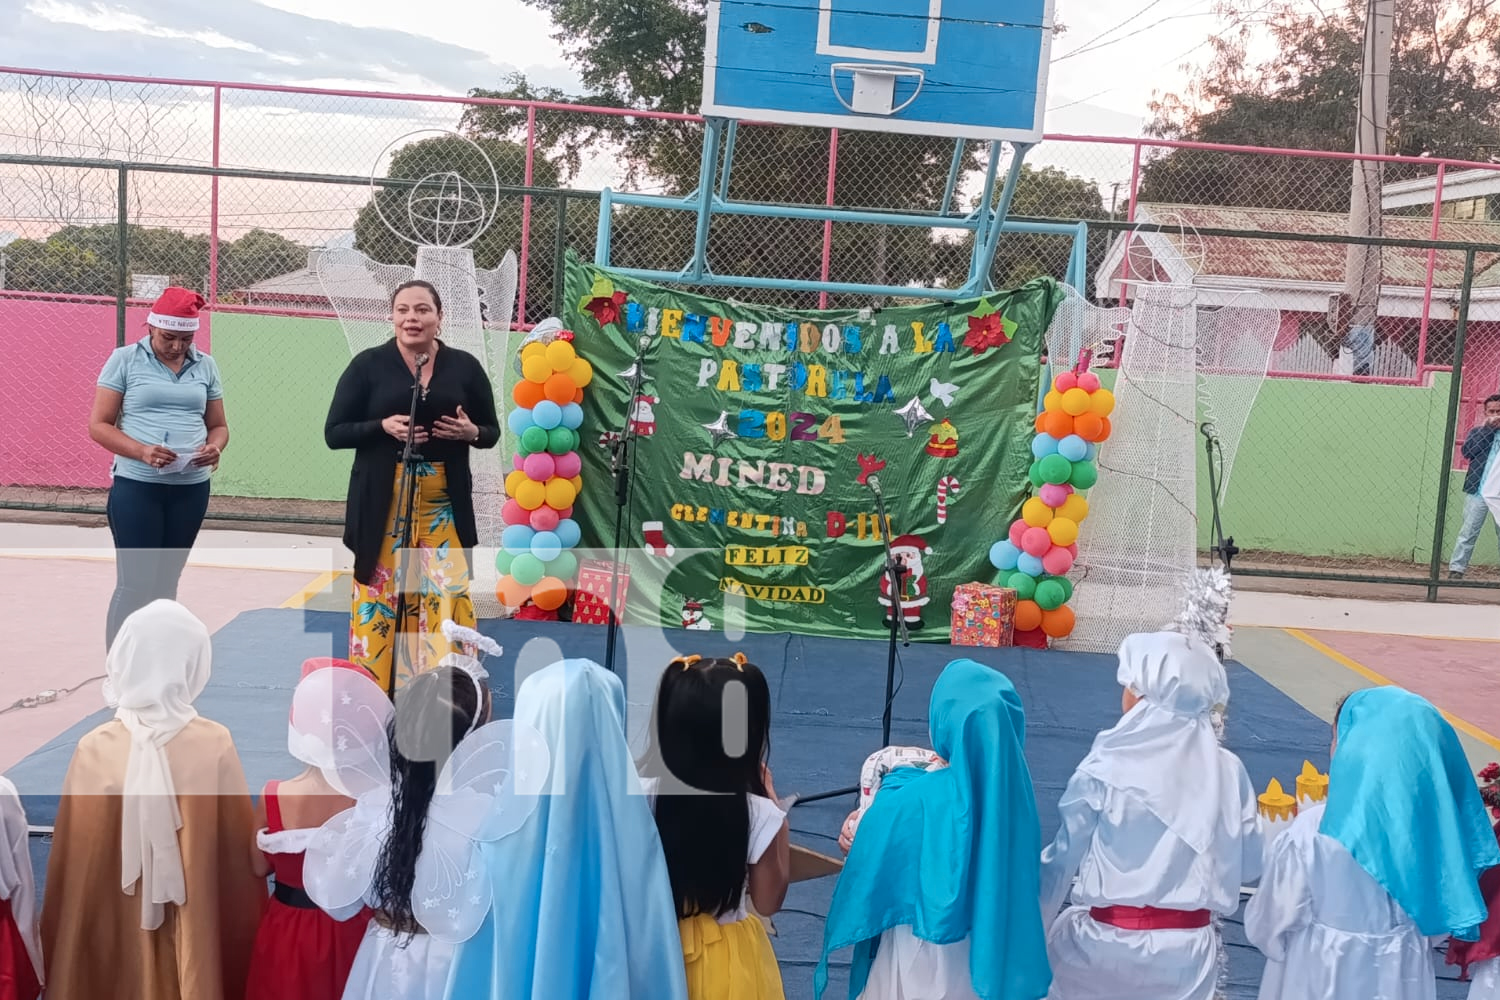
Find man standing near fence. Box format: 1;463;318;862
1449;393;1500;579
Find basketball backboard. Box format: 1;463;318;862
702;0;1054;142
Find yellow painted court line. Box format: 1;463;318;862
281;570;346;609
1285;627;1500;754
0;551;327;575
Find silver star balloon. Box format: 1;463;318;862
894;396;933;436
702;411;738;445
617;360;645;383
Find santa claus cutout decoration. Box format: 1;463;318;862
877;534;933;631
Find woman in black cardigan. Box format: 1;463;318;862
325;279;500;693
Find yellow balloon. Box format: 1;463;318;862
545;339;577;372
522;355;552;384
570;475;583;493
1022;497;1054;528
521;342;547;361
569;357;594;389
1048;516;1079;547
1090;388;1116;417
1058;493;1090;523
515;479;547;511
1043;390;1064;414
1061;387;1092;416
545;476;578;510
505;470;526;498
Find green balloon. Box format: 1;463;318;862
1027;461;1045;489
1069;459;1099;489
546;426;576;455
1039;454;1073;485
1056;576;1074;602
493;549;514;576
520;426;549;454
1006;572;1037;601
511;553;545;587
1035;578;1067;611
550;550;578;582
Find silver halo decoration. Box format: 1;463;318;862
368;129;502;250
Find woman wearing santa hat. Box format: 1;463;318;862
88;286;229;649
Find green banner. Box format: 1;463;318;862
563;252;1064;641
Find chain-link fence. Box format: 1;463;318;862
1;67;1497;596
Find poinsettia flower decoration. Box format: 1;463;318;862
1477;763;1500;818
580;274;630;328
965;300;1018;354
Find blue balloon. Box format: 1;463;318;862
501;524;535;555
1030;434;1059;459
1017;553;1046;577
554;518;582;549
507;408;534;436
532;400;563;430
1085;442;1099;460
561;403;585;430
1058;434;1089;462
530;530;562;562
989;539;1021;571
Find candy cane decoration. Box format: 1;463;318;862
937;476;961;524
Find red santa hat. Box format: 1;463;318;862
889;534;931;555
147;286;206;332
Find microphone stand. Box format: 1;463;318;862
791;473;908;807
387;351;428;699
602;335;651;676
1200;422;1238;573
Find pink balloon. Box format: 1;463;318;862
1054;371;1078;392
1077;372;1101;392
1008;519;1027;547
523;452;556;482
1042;546;1075;576
501;499;528;526
529;505;561;532
558;506;574;520
1021;527;1052;557
1039;483;1070;508
1066;543;1079;557
553;451;582;479
512;454;525;472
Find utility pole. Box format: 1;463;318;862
1341;0;1393;376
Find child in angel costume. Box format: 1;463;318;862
303;641;549;1000
245;658;393;1000
1038;568;1262;1000
1245;686;1500;1000
0;777;40;1000
638;654;791;1000
445;658;690;1000
815;659;1052;1000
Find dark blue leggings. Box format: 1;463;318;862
105;475;211;648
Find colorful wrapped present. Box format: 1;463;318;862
949;582;1016;647
573;559;630;626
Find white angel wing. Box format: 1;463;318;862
302;785;393;918
312;247;415;357
412;718;550;943
475;249;518;336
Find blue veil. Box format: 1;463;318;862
445;658;689;1000
1320;686;1500;941
813;658;1051;1000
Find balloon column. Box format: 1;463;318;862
496;330;593;614
987;370;1114;645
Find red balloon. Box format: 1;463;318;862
1067;543;1079;557
558;505;574;520
1021;527;1052;557
501;499;528;526
1054;371;1078;392
529;505;561;532
1008;519;1027;547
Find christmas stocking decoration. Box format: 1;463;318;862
642;521;675;557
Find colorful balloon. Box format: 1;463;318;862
1058;494;1089;524
553;451;582;479
561;403;585;430
1054;371;1078;392
515;479;546;511
1041;604;1076;638
544;477;577;510
1017;552;1046;577
501;499;528;526
545;339;577;372
1038;483;1072;508
989;540;1021;571
528;505;560;532
497;575;530;608
530;531;562;562
523;452;556;482
550;551;578;581
544;373;576;405
1077;372;1101;392
1069;460;1099;490
1015;600;1043;632
1020;526;1051;557
1038;454;1073;485
1058;434;1089;462
1047;516;1079;547
1041;545;1075;576
1022;497;1054;528
1089;388;1116;417
554;518;582;549
507;409;533;436
511;554;545;587
1034;578;1067;611
1031;434;1059;459
1061;387;1092;416
520;426;549;454
569;358;594;388
532;400;563;430
547;426;577;456
1007;571;1037;601
522;354;552;384
500;524;535;554
531;576;568;611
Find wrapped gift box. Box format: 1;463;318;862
573;559;631;626
950;583;1016;647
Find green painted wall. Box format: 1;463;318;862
205;314;1495;568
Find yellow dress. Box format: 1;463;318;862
679;910;786;1000
347;461;476;693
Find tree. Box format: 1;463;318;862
1139;0;1500;211
219;229;306;292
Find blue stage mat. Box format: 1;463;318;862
5;611;1471;998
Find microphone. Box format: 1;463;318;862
865;473;883;498
1199;421;1217;441
415;352;430;370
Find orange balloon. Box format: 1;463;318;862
531;576;568;611
544;373;576;405
1042;411;1074;439
513;380;545;408
1014;599;1043;633
1073;412;1105;442
496;575;531;608
1097;417;1112;442
1041;604;1076;638
1034;412;1047;433
572;388;585;404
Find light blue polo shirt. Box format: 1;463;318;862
97;336;223;485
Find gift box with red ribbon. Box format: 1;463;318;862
949;582;1016;647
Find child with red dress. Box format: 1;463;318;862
245;658;392;1000
0;777;40;1000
